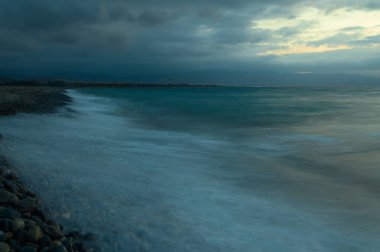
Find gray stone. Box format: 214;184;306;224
0;219;10;232
2;180;18;194
10;218;25;232
0;242;9;252
14;229;27;243
0;231;5;242
0;189;18;204
39;235;52;248
0;207;21;219
42;224;64;239
25;223;43;243
17;197;39;210
9;239;23;251
4;170;17;180
49;245;68;252
19;245;37;252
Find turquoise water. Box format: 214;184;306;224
0;87;380;251
83;87;346;131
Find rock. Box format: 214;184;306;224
42;224;64;239
3;232;12;241
65;231;80;240
0;208;21;219
25;223;43;243
14;229;27;243
0;219;10;232
19;245;37;252
10;218;25;232
22;212;32;219
0;242;9;252
0;167;7;177
24;219;37;226
50;241;62;247
72;242;86;252
33;209;46;222
25;242;39;249
2;181;18;194
16;197;39;211
0;161;89;251
4;171;17;180
49;245;68;252
39;235;52;248
61;238;73;251
0;189;18;204
8;239;23;251
0;231;5;242
30;216;42;226
46;220;58;227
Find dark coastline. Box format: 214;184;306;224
0;86;94;252
0;80;222;89
0;86;72;116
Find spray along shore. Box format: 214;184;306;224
0;86;95;252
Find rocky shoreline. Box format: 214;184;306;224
0;86;71;116
0;86;94;252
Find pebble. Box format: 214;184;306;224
0;219;10;232
25;223;43;243
0;189;18;204
10;218;25;232
49;244;68;252
0;158;92;251
8;239;22;250
43;225;64;239
19;245;37;252
0;242;9;252
39;235;52;248
16;197;39;210
4;170;17;180
0;207;21;219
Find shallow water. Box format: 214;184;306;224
0;87;380;251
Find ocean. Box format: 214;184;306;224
0;87;379;251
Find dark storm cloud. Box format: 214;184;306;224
0;0;379;84
0;0;301;53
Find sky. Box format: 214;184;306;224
0;0;380;85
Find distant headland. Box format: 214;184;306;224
0;79;223;88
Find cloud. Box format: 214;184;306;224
258;44;353;56
0;0;379;84
252;7;380;56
